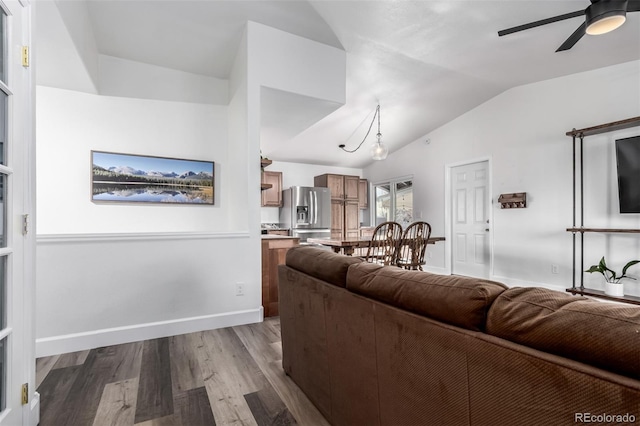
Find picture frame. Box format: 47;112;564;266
91;151;215;205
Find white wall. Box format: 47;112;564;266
36;1;98;93
260;160;362;223
53;0;100;86
365;60;640;296
273;161;362;189
36;21;347;356
247;21;347;226
36;233;259;356
35;86;265;356
250;22;346;105
37;86;229;234
99;55;229;105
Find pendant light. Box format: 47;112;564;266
339;104;389;161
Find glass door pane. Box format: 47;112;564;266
0;338;4;411
0;258;4;330
394;180;413;227
0;257;4;415
375;184;390;225
374;179;414;228
0;174;5;248
0;10;4;82
0;90;6;165
0;2;13;423
0;8;6;415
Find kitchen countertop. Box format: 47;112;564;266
261;223;288;230
261;228;291;235
261;234;299;240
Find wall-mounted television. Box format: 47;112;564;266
615;135;640;214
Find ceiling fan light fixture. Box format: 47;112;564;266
585;2;627;35
498;0;636;51
586;14;626;34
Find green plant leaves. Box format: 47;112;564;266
599;257;617;281
585;265;602;274
622;260;640;276
585;257;639;283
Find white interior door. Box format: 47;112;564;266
0;1;35;425
451;161;490;278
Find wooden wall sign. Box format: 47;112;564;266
498;192;526;209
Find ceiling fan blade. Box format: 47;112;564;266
498;10;585;36
628;0;640;11
556;22;587;52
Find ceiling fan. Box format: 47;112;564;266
498;0;640;52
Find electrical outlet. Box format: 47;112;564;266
551;265;559;274
235;282;245;296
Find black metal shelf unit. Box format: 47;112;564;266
566;117;640;304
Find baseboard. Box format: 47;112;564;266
36;308;263;357
30;392;40;426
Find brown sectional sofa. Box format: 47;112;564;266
278;246;640;426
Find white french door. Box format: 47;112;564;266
0;1;35;425
450;160;491;279
373;177;414;228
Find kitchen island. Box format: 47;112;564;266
261;234;299;317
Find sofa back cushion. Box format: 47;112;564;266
346;262;507;331
285;246;363;288
486;287;640;380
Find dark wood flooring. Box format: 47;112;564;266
36;318;329;426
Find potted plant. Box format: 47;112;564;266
585;256;639;297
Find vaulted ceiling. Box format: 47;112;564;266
37;1;640;167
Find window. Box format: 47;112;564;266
373;177;413;228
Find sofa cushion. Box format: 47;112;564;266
346;262;507;331
486;287;640;380
285;246;363;288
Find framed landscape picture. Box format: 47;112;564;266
91;151;215;205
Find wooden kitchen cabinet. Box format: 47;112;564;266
315;173;363;239
345;175;359;200
260;158;273;190
360;227;375;238
261;171;282;207
261;236;299;317
314;173;345;199
345;200;360;239
330;199;345;240
358;179;368;209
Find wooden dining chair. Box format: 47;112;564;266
396;221;432;270
363;221;403;266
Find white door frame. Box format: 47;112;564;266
444;156;493;277
0;1;36;425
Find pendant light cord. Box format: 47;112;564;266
339;105;380;153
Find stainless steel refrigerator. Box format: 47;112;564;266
280;186;331;242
